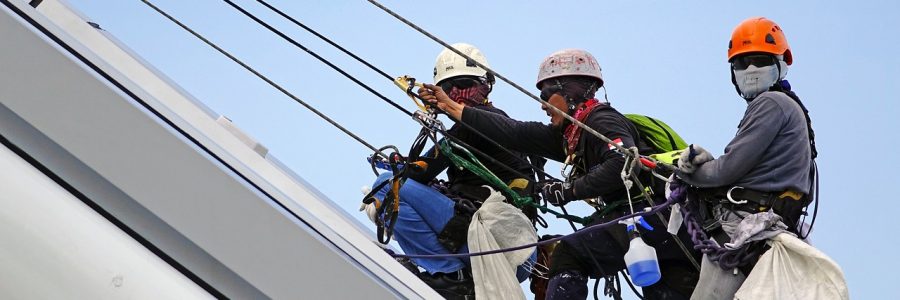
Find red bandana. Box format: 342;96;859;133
448;85;490;107
563;99;604;156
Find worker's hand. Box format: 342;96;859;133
677;144;714;174
417;84;464;120
540;181;574;206
359;186;378;224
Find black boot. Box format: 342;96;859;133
395;256;421;275
418;268;475;300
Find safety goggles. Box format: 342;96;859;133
438;77;481;93
539;85;563;102
731;54;777;71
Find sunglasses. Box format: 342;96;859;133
438;77;481;93
540;85;563;101
731;54;777;71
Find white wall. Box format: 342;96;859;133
0;144;212;300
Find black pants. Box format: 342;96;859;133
548;207;701;299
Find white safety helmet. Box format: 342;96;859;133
434;43;492;84
536;49;603;89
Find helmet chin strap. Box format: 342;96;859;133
556;79;602;114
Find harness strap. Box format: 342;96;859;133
701;186;805;212
698;186;811;234
438;139;590;225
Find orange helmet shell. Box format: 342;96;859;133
728;17;792;65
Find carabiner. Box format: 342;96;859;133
726;186;748;205
561;153;576;180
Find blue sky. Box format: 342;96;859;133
66;0;899;298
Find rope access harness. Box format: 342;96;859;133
235;0;561;184
140;1;712;297
218;0;615;229
143;0;593;243
234;0;685;231
363;0;700;271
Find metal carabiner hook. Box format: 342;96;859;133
560;154;576;180
726;186;748;205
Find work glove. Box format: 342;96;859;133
677;144;714;174
359;186;378;224
540;181;575;206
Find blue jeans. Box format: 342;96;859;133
372;172;536;281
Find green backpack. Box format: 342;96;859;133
625;114;688;164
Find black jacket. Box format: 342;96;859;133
409;105;534;200
460;104;650;202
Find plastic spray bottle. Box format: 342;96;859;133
621;216;661;287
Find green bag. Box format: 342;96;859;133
625;114;688;153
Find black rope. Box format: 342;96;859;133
255;0;393;81
559;204;579;232
144;1;562;226
139;0;388;159
366;0;637;158
228;0;562;183
630;174;701;271
221;0;413;117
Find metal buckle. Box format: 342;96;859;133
560;154;576;179
412;110;443;131
726;186;748;205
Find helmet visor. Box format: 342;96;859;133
731;54;777;71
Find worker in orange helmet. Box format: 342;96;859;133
675;17;818;299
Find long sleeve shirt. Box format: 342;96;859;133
409;105;534;199
678;91;812;194
460;105;647;201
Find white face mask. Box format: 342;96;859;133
733;64;779;99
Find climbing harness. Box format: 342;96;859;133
390;184;688;260
222;0;607;230
362;150;404;244
142;3;689;297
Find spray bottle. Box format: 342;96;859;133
621;216;661;287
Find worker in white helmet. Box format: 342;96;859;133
369;43;538;300
420;49;700;299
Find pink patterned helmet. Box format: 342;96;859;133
536;49;603;89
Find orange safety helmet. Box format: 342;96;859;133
728;17;792;65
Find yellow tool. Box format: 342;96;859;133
393;75;427;112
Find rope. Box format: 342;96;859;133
678;185;763;270
366;0;673;171
255;0;393;81
391;184;685;259
225;0;596;227
139;0;389;159
438;139;589;225
232;0;561;183
438;140;522;202
221;0;413;117
618;147;699;270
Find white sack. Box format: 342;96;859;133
735;233;849;300
468;186;537;300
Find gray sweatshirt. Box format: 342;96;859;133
679;91;812;194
